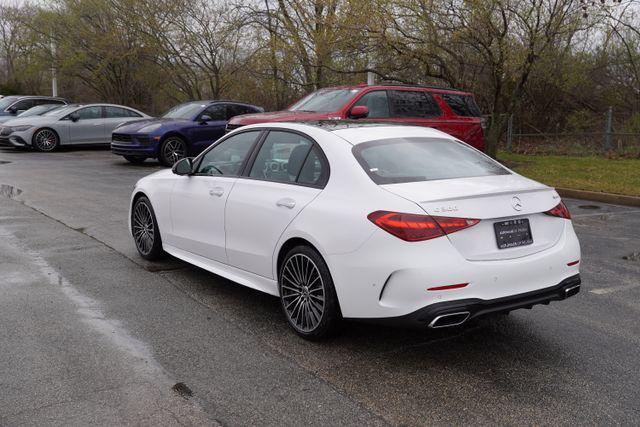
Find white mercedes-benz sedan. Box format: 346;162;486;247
129;122;581;340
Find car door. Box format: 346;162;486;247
225;130;328;278
168;130;263;263
68;106;104;144
104;106;144;141
187;104;227;154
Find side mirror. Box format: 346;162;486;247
349;105;369;119
69;112;80;122
172;157;193;175
8;107;17;115
199;115;211;124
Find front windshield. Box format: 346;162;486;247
162;102;204;119
289;89;361;113
0;96;18;110
19;104;62;117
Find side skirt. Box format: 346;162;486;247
163;244;279;296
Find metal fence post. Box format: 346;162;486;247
604;106;613;152
506;114;513;152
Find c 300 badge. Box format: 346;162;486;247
433;205;458;213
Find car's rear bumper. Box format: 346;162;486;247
357;274;580;328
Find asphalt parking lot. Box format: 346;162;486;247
0;147;639;425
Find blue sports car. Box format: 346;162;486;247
111;100;262;166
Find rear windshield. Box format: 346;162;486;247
353;137;509;184
440;93;481;117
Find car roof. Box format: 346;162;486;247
182;100;258;106
9;95;66;101
316;83;473;95
240;121;455;145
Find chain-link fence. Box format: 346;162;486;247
493;108;640;157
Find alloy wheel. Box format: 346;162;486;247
132;201;155;255
34;129;58;151
281;253;326;332
162;138;185;165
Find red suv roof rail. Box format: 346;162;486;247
375;82;465;92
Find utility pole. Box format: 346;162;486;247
51;36;58;97
367;55;375;85
604;106;613;152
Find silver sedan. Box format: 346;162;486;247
0;103;150;151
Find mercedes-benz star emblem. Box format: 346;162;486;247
511;196;523;211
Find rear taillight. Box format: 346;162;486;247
367;211;479;242
544;201;571;219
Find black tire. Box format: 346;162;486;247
131;196;164;261
279;245;341;340
124;155;146;164
158;136;186;167
32;128;59;152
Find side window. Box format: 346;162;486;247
389;91;441;118
249;131;313;184
196;131;259;176
76;106;103;119
440;93;481;117
226;104;253;120
11;99;34;112
200;105;226;121
105;106;129;118
352;91;390;118
125;109;142;117
297;146;326;186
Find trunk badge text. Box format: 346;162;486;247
433;206;458;213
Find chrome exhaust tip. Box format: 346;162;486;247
428;311;471;329
564;284;580;298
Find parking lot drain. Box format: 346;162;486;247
622;252;640;261
0;184;22;199
172;382;193;399
578;205;601;210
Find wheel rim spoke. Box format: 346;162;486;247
280;253;325;333
164;139;184;164
132;202;155;255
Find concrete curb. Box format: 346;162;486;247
556;187;640;208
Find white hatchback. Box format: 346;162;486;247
129;122;581;339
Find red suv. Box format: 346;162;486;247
227;84;485;151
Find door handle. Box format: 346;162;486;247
209;187;224;197
276;198;296;209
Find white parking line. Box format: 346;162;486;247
590;284;640;295
572;209;640;218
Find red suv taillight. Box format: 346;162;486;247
544;201;571;219
367;211;480;242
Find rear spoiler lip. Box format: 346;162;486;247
416;186;553;205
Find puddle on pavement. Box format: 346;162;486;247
578;205;601;210
0;184;22;199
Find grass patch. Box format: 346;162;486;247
498;152;640;197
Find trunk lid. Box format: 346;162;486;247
382;174;565;260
